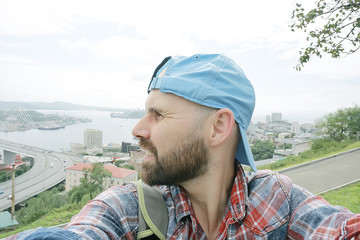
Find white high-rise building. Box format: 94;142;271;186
271;112;282;122
291;122;301;135
266;115;271;123
84;129;103;148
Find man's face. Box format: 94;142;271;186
132;90;210;186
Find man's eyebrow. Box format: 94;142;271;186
147;107;164;114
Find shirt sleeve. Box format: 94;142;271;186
5;184;140;240
287;183;360;239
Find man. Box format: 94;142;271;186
9;54;360;239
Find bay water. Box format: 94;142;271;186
0;110;139;152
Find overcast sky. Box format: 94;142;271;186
0;0;359;123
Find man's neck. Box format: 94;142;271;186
180;160;236;240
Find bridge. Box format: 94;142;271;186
0;139;83;211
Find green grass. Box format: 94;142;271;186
320;181;360;213
340;141;360;151
0;203;83;239
257;140;360;171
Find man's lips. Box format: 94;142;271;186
145;150;154;156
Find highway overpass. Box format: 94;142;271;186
0;140;83;211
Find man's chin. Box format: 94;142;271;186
141;176;161;186
141;170;170;186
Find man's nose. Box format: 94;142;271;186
132;115;151;139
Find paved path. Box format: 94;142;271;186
279;148;360;194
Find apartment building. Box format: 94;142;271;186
65;163;138;191
84;129;103;148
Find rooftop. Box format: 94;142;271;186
67;163;137;179
0;211;18;229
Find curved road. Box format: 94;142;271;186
278;148;360;194
0;140;83;211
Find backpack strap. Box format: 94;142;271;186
135;180;168;240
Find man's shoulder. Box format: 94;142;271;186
97;182;137;198
91;182;140;213
244;169;293;198
242;169;294;235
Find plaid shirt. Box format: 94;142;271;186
9;163;360;239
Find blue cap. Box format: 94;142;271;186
148;54;257;171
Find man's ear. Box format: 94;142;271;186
209;108;235;147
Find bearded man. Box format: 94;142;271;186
9;54;360;239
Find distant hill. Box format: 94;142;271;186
0;101;125;111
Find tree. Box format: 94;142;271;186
251;140;276;161
68;180;91;203
69;163;111;203
316;105;360;141
114;160;126;167
16;188;68;225
290;0;360;70
0;171;11;183
122;164;135;170
85;163;112;189
15;164;28;177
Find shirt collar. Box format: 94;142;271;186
228;162;248;222
170;184;192;223
170;162;249;224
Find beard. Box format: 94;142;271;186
139;135;209;186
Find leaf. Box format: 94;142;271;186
290;0;360;69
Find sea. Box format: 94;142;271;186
0;109;316;153
0;110;139;152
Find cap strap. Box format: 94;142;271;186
148;56;172;93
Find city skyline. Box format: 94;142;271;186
0;102;318;124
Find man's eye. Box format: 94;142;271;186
153;111;164;120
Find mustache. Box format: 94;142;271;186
139;138;158;156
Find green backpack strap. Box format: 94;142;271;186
135;180;168;240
